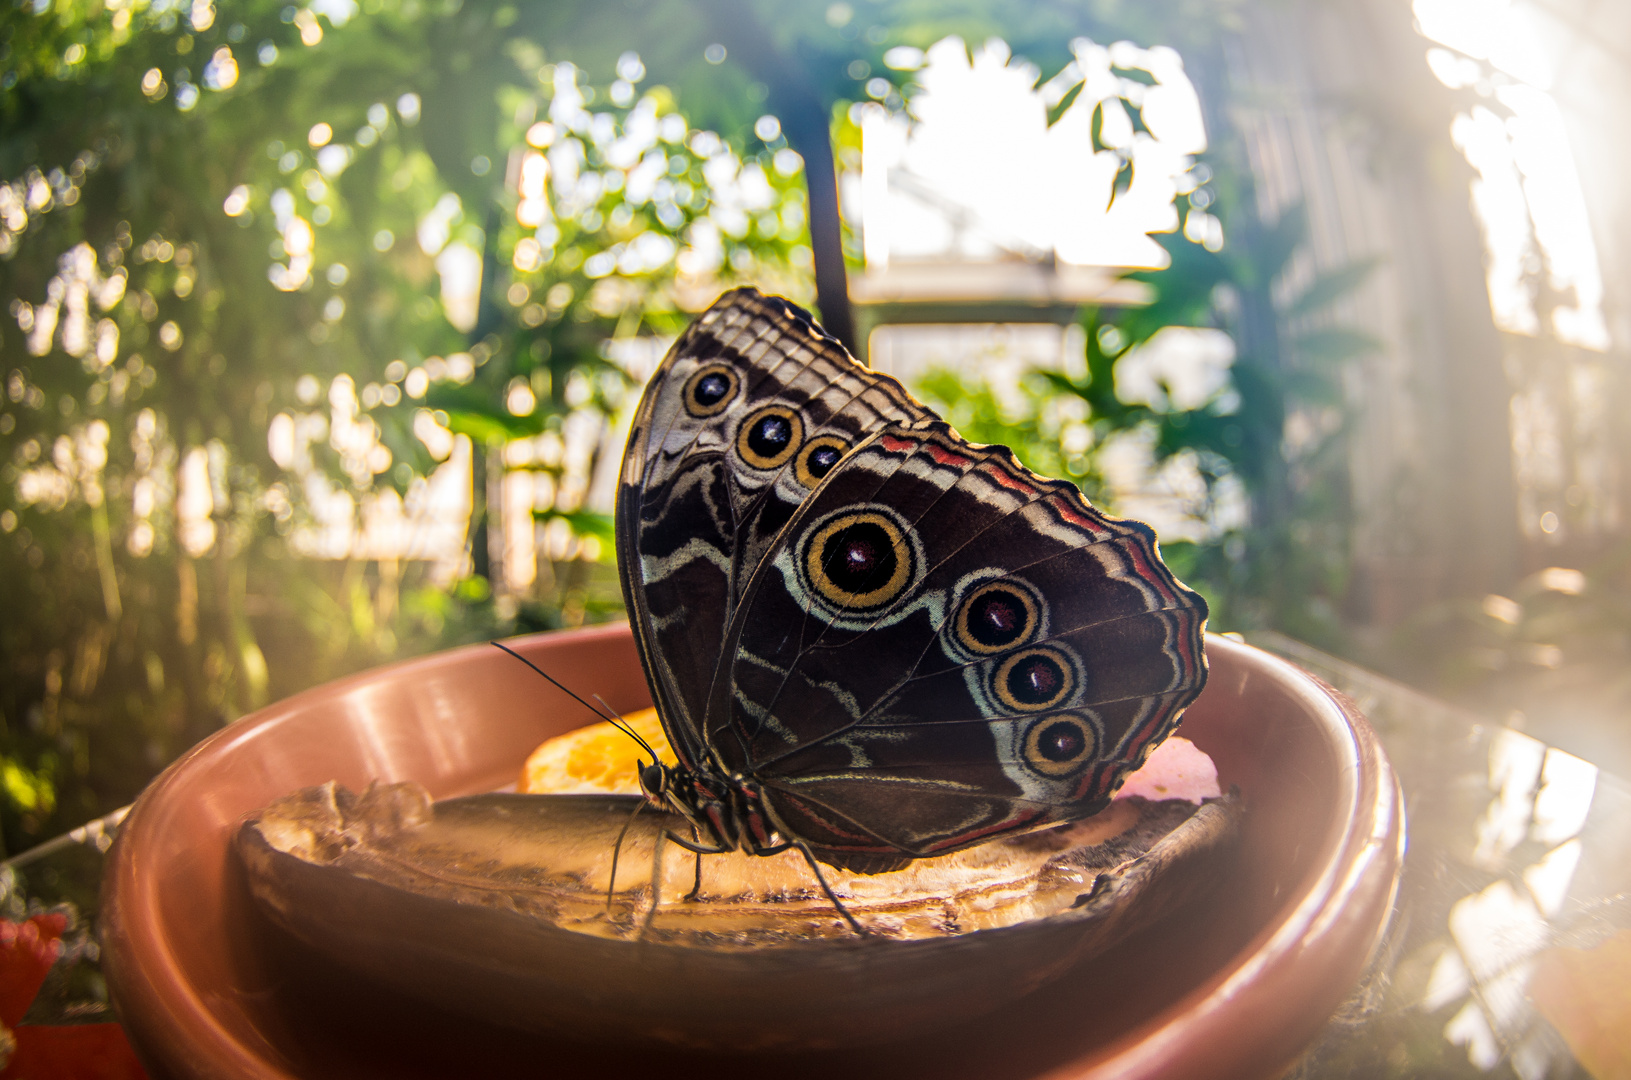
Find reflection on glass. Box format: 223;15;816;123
1473;728;1545;868
1531;749;1597;846
1445;999;1502;1070
1425;946;1472;1011
1523;839;1581;918
1449;880;1545;989
1425;722;1599;1075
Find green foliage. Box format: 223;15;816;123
0;0;1365;865
917;177;1379;646
0;0;807;856
1045;79;1085;128
916;365;1107;502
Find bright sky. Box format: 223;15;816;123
860;36;1209;270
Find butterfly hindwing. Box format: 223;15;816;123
618;287;1210;875
616;287;927;769
709;425;1209;867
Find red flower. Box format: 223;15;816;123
0;914;147;1080
0;914;66;1031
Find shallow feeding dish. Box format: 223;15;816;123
102;626;1402;1080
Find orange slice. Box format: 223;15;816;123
518;708;676;795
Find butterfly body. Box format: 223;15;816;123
618;288;1208;876
637;761;787;858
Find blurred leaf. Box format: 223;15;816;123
1280;368;1346;408
1109;158;1134;210
540;508;615;544
1246;202;1308;289
442;410;548;443
1284;258;1382;319
1119;233;1230;345
1293;327;1384;365
1111;65;1159;86
1126;101;1151;136
1;757;55;819
1046;80;1085;128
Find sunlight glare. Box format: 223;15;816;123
1420;0;1609;351
860;36;1207;270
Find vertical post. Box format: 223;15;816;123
703;0;856;355
782;100;856;354
469;446;490;582
468;204;506;590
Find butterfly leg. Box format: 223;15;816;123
791;841;868;938
641;830;731;939
661;831;725;901
637;828;668;940
685;826;704;901
605;799;646;914
662;830;730;855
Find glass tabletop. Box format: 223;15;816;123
1250;631;1627;1080
4;634;1626;1079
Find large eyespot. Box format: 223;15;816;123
1022;713;1099;777
802;509;916;614
736;405;804;470
794;435;850;488
991;646;1078;712
683;363;739;418
953;580;1040;656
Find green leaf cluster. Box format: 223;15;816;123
917;177;1381;647
0;0;808;858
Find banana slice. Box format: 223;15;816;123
237;781;1239;1051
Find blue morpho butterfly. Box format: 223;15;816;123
513;287;1208;932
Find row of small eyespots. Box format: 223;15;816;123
685;365;856;493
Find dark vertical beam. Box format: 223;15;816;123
701;0;856;354
468;203;506;587
780;96;856;354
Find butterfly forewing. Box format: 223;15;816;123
618;287;1208;873
616;287;928;770
710;425;1208;865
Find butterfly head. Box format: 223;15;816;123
638;759;668;800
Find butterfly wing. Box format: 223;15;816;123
708;424;1209;870
616;287;928;769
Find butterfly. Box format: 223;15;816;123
614;286;1208;895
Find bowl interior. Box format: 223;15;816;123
103;628;1399;1080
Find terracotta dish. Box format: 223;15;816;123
102;628;1403;1080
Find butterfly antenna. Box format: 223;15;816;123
491;640;659;760
594;693;659;762
490;640;616;718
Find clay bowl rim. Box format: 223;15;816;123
101;629;1404;1080
1069;635;1405;1079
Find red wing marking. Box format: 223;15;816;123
1121;706;1179;760
1122;540;1179;604
926;443;973;468
779;792;890;847
879;434;917;454
1173;610;1200;671
1049;496;1110;538
920;808;1045;853
983;464;1038;496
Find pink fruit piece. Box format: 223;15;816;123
1114;737;1221;804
